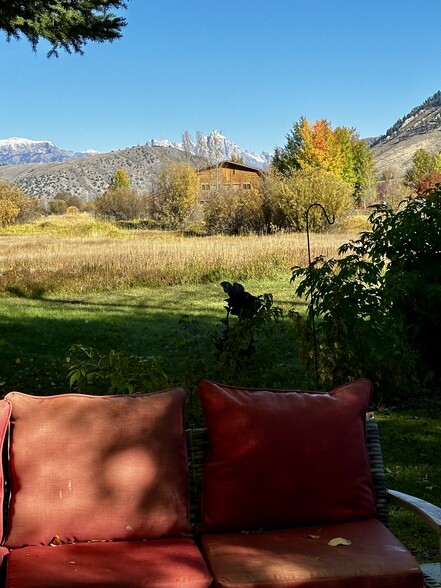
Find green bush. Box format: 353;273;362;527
66;344;168;394
291;189;441;401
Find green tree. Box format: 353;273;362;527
405;149;441;193
0;0;128;57
156;162;198;228
352;139;377;206
405;149;437;185
272;117;305;176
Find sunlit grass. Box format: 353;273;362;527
0;216;355;295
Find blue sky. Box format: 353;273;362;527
1;0;440;155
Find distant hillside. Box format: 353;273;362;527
371;90;441;174
0;145;194;204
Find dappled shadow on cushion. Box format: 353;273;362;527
4;389;191;548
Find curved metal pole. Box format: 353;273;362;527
305;203;335;389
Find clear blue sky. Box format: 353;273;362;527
1;0;440;155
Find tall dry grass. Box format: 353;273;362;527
0;216;355;295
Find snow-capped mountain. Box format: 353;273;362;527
148;131;272;170
0;137;98;165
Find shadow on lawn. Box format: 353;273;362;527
0;293;302;399
0;297;218;396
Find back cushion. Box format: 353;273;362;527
0;399;12;542
198;379;376;533
4;389;190;548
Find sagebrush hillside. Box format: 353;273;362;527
371;90;441;174
0;145;195;204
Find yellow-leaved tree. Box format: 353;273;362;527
0;181;42;227
156;162;198;228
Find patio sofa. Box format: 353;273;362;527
0;379;440;587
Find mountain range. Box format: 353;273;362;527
2;92;441;202
0;132;271;203
0;137;98;166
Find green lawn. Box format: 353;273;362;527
0;277;300;395
0;279;439;565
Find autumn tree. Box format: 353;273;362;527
111;168;131;189
0;1;128;57
0;181;42;226
155;162;198;228
273;117;376;203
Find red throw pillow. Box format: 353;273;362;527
4;389;191;548
198;379;376;533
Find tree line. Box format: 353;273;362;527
3;116;441;233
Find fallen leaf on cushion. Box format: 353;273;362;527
49;535;63;547
306;534;321;539
328;537;352;546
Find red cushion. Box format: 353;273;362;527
198;379;376;533
0;399;11;541
5;538;213;588
201;519;424;587
4;389;191;548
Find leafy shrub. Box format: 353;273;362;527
291;189;441;401
262;169;354;232
204;188;264;234
66;344;168;394
212;281;283;383
49;199;68;215
95;187;148;221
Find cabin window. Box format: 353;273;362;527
201;184;210;191
242;183;252;189
232;184;241;190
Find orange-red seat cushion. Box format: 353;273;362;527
5;538;213;587
198;379;376;533
201;519;424;587
4;389;191;548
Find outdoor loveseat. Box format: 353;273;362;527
0;379;440;587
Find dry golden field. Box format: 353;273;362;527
0;215;356;295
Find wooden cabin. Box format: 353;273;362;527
197;160;263;200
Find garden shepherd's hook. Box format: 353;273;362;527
305;203;335;389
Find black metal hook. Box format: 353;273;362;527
305;203;335;389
